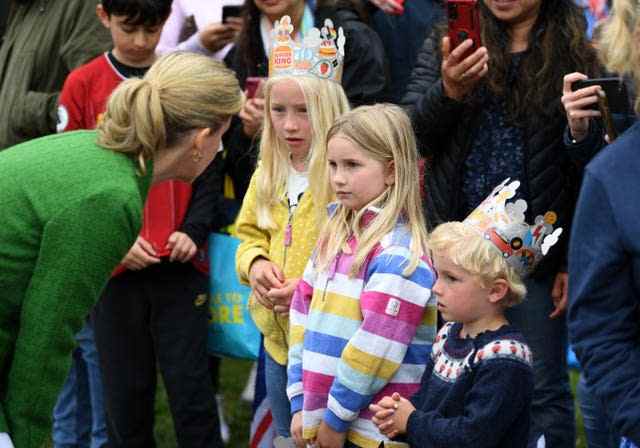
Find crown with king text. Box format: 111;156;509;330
463;178;563;277
268;15;345;81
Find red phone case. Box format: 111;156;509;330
447;0;481;59
245;77;263;99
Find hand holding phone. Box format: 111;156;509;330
563;73;629;142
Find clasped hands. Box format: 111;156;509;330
248;258;298;315
369;392;415;440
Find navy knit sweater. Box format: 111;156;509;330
402;322;533;448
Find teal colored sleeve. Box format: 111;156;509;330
2;190;140;448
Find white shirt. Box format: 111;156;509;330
287;166;309;213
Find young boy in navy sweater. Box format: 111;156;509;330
370;179;564;448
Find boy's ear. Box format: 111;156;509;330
488;279;510;305
96;4;111;29
384;160;395;186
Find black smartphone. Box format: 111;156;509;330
572;77;630;114
222;5;242;23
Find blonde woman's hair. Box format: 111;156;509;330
315;104;429;278
598;0;640;112
429;222;527;307
97;52;243;173
255;75;350;229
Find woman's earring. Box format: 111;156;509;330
191;151;203;163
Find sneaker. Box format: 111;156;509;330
216;394;230;444
240;362;257;403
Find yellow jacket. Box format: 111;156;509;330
236;166;320;365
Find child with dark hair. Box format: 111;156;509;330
100;0;172;26
54;2;227;448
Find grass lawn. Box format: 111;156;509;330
153;360;587;448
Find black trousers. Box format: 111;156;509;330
93;262;222;448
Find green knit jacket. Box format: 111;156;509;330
0;131;152;447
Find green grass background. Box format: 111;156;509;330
152;360;587;448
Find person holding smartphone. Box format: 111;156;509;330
561;72;635;165
156;0;244;59
401;1;599;446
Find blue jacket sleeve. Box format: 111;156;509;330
568;171;640;444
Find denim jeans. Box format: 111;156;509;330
265;351;292;437
578;374;619;448
506;273;575;447
52;319;107;448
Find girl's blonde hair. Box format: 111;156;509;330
429;222;527;307
97;52;243;173
255;75;350;229
315;104;429;278
598;0;640;111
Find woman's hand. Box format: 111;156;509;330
249;258;284;308
561;72;602;143
291;411;305;448
121;236;161;270
166;231;197;262
239;97;265;138
198;22;238;53
267;278;300;316
441;37;489;101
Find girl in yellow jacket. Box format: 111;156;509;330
235;73;349;437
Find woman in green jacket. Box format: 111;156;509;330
0;52;243;448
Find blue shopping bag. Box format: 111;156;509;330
208;233;260;360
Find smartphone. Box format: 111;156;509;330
222;5;242;23
447;0;482;59
245;77;265;99
572;77;630;114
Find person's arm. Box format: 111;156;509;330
568;171;640;443
400;34;466;157
234;169;271;285
325;246;435;432
13;0;109;138
179;155;231;247
56;68;89;132
287;260;316;413
340;21;388;106
2;190;139;447
403;360;533;447
156;0;187;55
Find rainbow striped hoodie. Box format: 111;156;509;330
287;208;437;448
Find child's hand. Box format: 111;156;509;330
316;421;346;448
121;236;161;270
290;411;305;448
370;392;414;439
166;231;197;262
267;278;300;316
249;258;284;309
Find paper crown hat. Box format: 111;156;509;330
268;15;345;81
463;179;563;277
